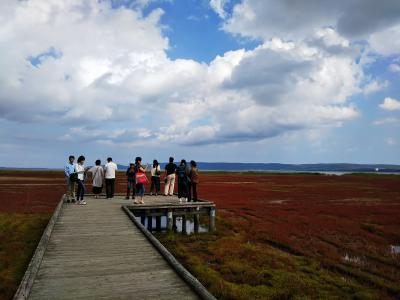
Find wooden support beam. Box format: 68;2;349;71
167;209;173;232
173;215;177;232
156;216;162;232
182;215;187;235
209;207;216;232
147;215;153;231
194;214;199;234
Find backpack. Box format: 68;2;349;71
178;165;187;178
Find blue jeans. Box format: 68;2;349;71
136;183;145;197
77;180;85;201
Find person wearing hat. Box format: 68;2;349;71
125;162;136;200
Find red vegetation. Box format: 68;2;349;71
1;171;399;297
198;173;400;292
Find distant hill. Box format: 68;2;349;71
116;163;400;173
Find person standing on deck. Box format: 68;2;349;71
150;159;161;196
188;160;199;202
177;159;189;203
104;157;118;199
64;155;76;203
164;157;177;196
75;155;87;205
126;162;136;200
87;159;104;199
134;157;148;204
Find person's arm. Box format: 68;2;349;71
64;165;69;177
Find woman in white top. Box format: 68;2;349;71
87;159;104;199
150;159;161;196
75;155;87;205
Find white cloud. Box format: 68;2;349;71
223;0;400;56
0;0;379;147
362;80;389;95
380;97;400;111
373;117;400;125
386;137;397;146
389;63;400;72
369;24;400;55
209;0;229;19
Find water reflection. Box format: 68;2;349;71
135;215;208;234
390;245;400;255
342;253;363;265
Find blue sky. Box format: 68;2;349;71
0;0;399;167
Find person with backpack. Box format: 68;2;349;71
164;157;177;196
134;157;148;204
64;155;76;203
176;159;189;203
87;159;104;199
125;162;136;200
150;159;161;196
188;160;199;202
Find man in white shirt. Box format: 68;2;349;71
104;157;118;199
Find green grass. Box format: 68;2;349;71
156;217;386;300
0;213;50;300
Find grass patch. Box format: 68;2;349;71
156;216;388;300
0;213;50;300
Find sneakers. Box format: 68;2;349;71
77;200;87;205
125;196;130;200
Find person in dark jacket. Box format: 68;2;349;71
176;159;189;203
126;162;136;200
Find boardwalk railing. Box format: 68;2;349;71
13;196;65;300
123;206;217;300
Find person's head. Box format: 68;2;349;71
95;159;101;166
68;155;75;163
169;157;174;163
129;162;135;168
190;160;197;168
135;156;142;164
107;157;112;162
180;159;186;166
153;159;158;167
77;155;85;164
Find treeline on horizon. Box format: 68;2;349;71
1;162;400;172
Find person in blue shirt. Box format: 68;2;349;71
64;155;76;203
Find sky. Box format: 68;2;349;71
0;0;399;168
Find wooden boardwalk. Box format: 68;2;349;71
27;196;200;300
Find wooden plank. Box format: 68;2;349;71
25;196;200;300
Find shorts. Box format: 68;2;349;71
136;183;145;196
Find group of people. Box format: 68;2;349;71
64;155;199;205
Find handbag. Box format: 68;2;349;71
156;166;161;176
69;172;78;183
136;172;148;184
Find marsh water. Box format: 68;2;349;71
135;215;208;234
